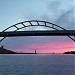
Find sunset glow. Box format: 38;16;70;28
14;39;74;53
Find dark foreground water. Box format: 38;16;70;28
0;54;75;75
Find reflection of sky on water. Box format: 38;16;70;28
0;54;74;75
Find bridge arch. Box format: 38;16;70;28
0;20;75;42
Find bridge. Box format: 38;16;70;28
0;20;75;42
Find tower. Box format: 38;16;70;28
1;45;4;49
35;50;37;54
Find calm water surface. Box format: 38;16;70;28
0;54;75;75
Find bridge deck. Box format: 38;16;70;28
0;30;75;37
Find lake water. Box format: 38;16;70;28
0;54;75;75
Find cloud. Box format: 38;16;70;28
56;9;74;29
23;0;74;29
42;0;74;29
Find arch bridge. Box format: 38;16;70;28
0;20;75;42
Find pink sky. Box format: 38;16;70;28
14;40;75;53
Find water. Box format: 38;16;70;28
0;54;75;75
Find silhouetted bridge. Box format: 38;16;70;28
0;30;74;36
0;20;75;42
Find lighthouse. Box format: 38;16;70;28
35;50;37;54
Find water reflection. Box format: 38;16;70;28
0;54;75;75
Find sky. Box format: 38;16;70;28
0;0;75;53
